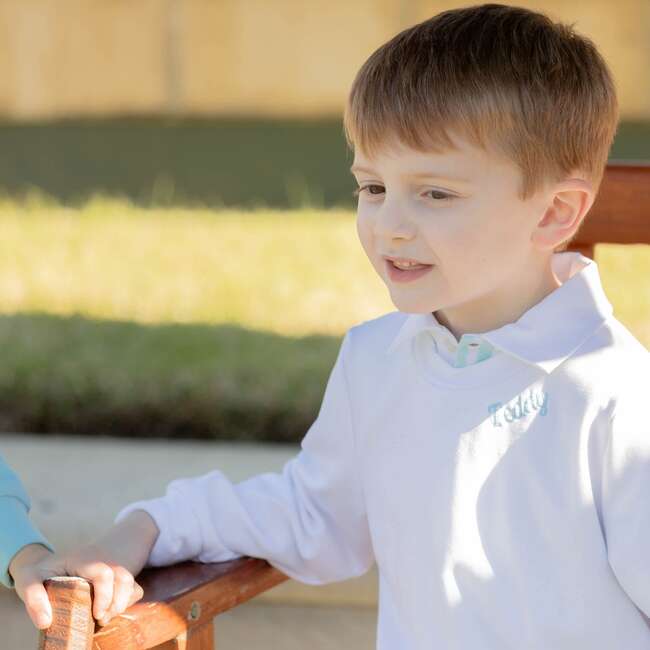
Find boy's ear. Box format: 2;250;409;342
531;177;595;251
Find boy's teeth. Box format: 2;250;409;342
394;260;425;269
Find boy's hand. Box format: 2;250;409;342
9;510;159;630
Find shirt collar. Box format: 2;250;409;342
385;251;614;374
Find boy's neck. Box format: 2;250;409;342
433;256;563;343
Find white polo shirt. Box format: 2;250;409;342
117;251;650;650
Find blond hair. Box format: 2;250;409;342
343;3;619;204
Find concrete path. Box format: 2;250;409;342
0;433;378;649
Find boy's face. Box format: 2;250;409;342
351;133;564;340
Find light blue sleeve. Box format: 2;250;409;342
0;456;54;589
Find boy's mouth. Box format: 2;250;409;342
383;255;433;270
383;257;434;283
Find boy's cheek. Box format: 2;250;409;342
355;214;369;246
355;218;377;262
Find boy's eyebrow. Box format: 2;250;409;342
349;165;377;175
349;165;471;183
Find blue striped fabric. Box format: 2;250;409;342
432;330;497;368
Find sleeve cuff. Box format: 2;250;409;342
0;496;54;589
114;494;203;567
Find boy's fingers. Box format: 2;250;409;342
76;562;115;621
131;581;144;604
16;575;53;629
96;569;144;627
106;565;135;617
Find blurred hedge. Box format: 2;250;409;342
0;117;648;209
0;313;341;442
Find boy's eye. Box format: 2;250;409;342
353;185;453;201
426;190;453;201
353;184;384;197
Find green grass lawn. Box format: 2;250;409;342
0;197;648;441
0;196;391;336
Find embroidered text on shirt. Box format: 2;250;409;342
487;389;549;427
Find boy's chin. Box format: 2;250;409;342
388;292;438;314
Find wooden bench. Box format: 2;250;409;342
39;559;288;649
563;161;650;260
38;160;650;649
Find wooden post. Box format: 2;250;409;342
38;577;94;650
151;620;215;650
167;621;215;650
568;243;595;260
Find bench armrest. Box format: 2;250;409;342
38;557;288;649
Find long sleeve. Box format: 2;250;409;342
600;379;650;617
115;330;374;585
0;457;54;588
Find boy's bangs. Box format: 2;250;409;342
343;84;494;161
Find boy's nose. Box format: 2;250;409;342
373;204;416;240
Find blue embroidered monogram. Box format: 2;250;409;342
488;388;549;427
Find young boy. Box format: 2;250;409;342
21;3;650;646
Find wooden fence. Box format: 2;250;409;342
0;0;648;120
